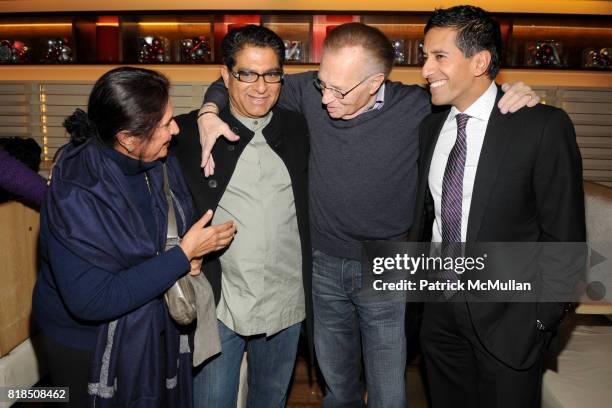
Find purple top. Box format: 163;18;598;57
0;148;47;207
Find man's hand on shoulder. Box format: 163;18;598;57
197;103;240;177
498;81;540;114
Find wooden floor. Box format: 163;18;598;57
286;357;428;408
15;355;427;408
286;357;324;407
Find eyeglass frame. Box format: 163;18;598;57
230;69;284;84
313;74;373;99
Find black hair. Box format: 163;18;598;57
221;25;285;71
425;5;502;79
63;66;170;147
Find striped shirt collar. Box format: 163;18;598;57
365;82;386;112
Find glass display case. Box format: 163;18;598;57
508;15;612;69
121;15;214;63
0;16;74;64
0;11;610;70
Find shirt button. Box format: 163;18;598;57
208;179;218;189
228;145;235;151
231;126;239;135
254;120;258;126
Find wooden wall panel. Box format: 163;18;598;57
0;202;40;357
0;82;32;141
2;79;611;183
559;88;612;183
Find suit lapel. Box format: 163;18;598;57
421;111;450;186
466;89;512;242
412;111;449;241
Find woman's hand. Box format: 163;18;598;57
180;210;236;260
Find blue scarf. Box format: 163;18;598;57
46;138;195;407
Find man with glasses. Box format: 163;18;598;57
172;25;312;408
197;22;538;407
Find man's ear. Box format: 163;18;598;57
221;65;230;88
369;73;386;95
472;50;492;78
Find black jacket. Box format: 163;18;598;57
171;106;313;355
409;86;586;369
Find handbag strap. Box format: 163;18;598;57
163;164;180;246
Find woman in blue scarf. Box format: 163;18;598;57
32;67;236;407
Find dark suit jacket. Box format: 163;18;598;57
409;85;586;369
171;106;313;355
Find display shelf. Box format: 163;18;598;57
361;15;427;66
0;16;75;64
507;15;612;69
0;10;611;71
262;15;311;64
212;14;261;61
121;15;215;63
311;15;359;62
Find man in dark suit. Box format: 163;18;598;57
409;6;586;407
171;25;311;408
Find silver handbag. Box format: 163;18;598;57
162;165;197;325
164;270;197;325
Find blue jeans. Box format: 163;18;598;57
193;320;301;408
312;250;407;408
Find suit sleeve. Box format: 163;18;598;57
533;109;585;242
532;108;586;327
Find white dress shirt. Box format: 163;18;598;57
429;81;498;242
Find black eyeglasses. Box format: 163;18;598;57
313;75;370;99
231;70;284;83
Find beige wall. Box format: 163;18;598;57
1;66;611;87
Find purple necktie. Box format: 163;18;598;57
440;113;470;294
441;113;470;243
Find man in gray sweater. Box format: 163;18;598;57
197;22;538;407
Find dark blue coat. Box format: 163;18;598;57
33;138;196;407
